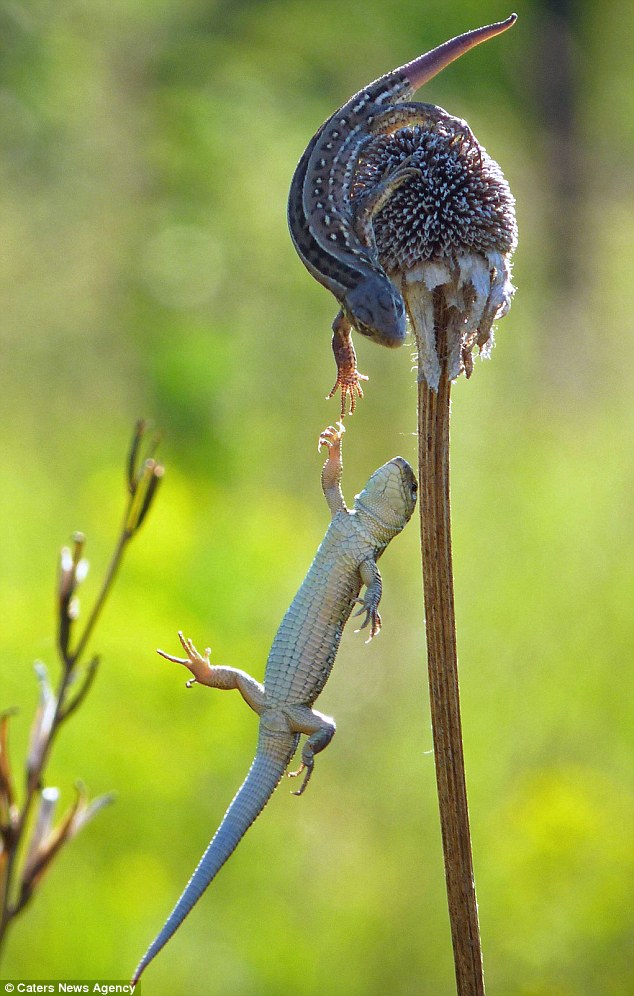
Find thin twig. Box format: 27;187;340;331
0;423;163;956
415;297;485;996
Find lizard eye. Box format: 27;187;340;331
377;290;396;313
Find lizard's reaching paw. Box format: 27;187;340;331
327;366;368;418
157;631;213;688
330;312;368;417
318;421;345;453
352;598;382;641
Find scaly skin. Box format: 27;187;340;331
131;425;417;985
287;15;517;414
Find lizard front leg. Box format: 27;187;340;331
369;101;480;160
352;161;422;259
328;311;369;418
352;559;383;640
158;631;267;716
319;421;347;516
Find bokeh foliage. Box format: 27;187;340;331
1;0;633;993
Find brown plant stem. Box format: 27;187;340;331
415;297;484;996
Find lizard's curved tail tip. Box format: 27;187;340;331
131;957;149;987
403;13;517;92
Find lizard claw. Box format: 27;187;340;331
157;631;213;686
327;369;369;418
351;600;382;641
330;312;368;417
287;761;313;796
318;421;345;452
447;116;482;165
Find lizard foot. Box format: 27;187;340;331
351;599;382;641
318;421;345;453
157;630;213;687
445;114;482;165
287;761;313;796
330;312;368;417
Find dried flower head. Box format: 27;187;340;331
352;120;517;388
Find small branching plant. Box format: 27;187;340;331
0;421;163;955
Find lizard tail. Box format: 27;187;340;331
400;14;517;94
131;726;297;986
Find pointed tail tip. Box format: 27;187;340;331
402;12;518;92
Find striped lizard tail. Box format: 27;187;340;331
131;727;297;985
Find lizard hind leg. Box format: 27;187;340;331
157;631;267;714
284;705;336;796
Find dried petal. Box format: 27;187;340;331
22;786;59;883
26;662;57;785
58;533;88;658
128;420;162;496
20;783;114;900
68;789;115;838
0;708;18;821
126;459;165;535
128;419;149;494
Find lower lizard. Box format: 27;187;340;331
131;424;417;984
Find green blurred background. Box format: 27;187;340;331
1;0;633;992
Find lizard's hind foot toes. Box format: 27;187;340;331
287;762;313;796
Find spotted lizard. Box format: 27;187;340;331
131;424;417;984
287;14;517;415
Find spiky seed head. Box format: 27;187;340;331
352;121;517;388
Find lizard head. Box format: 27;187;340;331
354;456;418;534
344;275;407;347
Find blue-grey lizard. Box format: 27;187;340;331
131;424;417;984
287;15;517;414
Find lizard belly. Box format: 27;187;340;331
263;560;361;707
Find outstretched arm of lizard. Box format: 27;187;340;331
157;631;267;715
319;422;347;515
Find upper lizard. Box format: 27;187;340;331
287;15;517;414
131;424;417;984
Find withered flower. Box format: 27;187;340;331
20;783;114;903
352;119;517;387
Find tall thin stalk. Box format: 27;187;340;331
352;50;517;985
416;300;484;995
